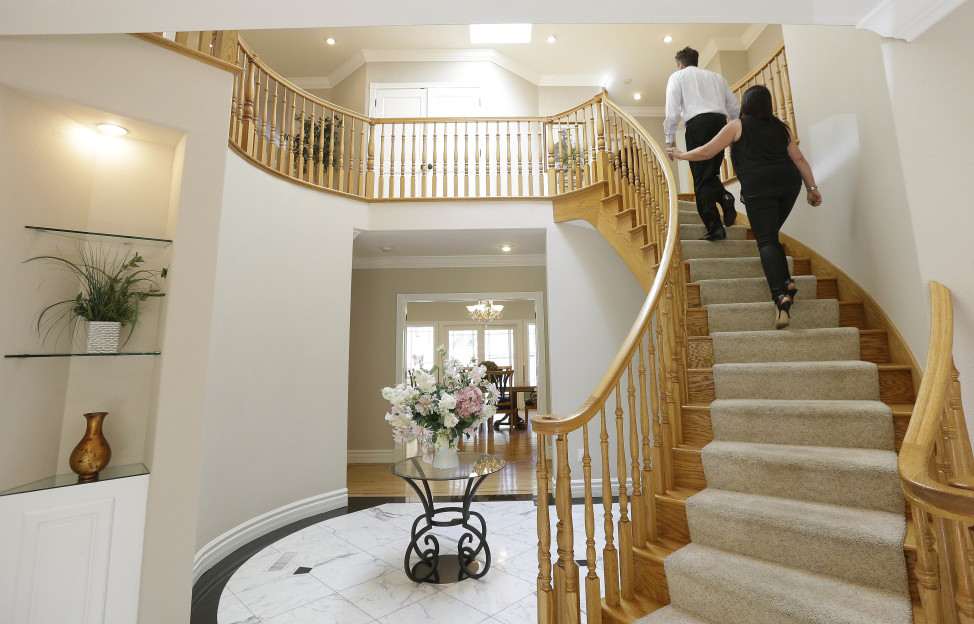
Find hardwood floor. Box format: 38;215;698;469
347;411;543;497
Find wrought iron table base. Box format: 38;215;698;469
400;473;491;584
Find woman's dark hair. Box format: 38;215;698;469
741;85;790;142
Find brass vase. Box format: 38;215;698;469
69;412;112;482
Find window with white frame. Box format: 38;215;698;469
405;324;436;373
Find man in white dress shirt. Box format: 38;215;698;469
664;46;741;240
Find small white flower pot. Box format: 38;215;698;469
432;447;459;469
86;321;121;353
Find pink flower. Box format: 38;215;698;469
454;385;484;419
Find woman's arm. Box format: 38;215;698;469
667;119;741;161
786;129;822;206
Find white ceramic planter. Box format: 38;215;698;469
432;446;459;469
86;321;121;353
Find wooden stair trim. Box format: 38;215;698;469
688;329;891;366
686;300;868;337
687;275;841;308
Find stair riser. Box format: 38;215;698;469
681;240;759;260
685;504;909;593
673;448;706;490
687;277;837;308
656;496;690;544
698;275;818;306
633;551;670;604
687;301;866;336
701;451;904;513
711;364;881;401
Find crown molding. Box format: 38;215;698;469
857;0;965;41
622;106;665;117
353;253;545;269
741;23;769;48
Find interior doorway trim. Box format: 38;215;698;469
395;291;548;416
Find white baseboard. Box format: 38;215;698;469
193;488;348;583
347;449;395;463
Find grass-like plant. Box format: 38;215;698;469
27;243;167;348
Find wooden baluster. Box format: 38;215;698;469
656;311;675;492
945;367;974;478
399;122;407;198
365;122;376;199
355;121;365;196
484;123;492;197
240;57;258;156
780;49;796;137
431;122;439;198
526;122;534;196
454;122;460;198
537;437;555;624
475;122;481;197
506;120;513;196
380;124;390;198
546;121;556;196
581;424;603;624
600;405;620;607
408;122;417;198
443;122;449;198
495;122;502;197
285;93;297;176
554;435;581;624
298;101;311;181
421;122;429;198
229;59;241;143
328;112;339;190
463;122;470;197
346;119;356;194
314;108;326;185
268;83;280;171
585;105;596;187
336;114;346;192
607;112;619;198
629;358;647;548
516;121;524;196
615;384;635;600
257;72;270;164
949;518;974;622
640;336;659;544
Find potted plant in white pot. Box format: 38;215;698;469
27;243;167;353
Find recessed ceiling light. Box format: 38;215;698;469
623;78;632;85
379;246;392;252
469;24;532;44
633;93;642;101
325;37;336;45
663;35;673;43
501;245;513;252
97;123;128;136
546;34;557;44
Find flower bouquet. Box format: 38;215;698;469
382;346;498;465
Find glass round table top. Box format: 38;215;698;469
391;452;505;481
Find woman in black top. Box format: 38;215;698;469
668;85;822;329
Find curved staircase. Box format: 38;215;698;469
632;199;916;623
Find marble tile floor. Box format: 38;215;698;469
202;499;615;624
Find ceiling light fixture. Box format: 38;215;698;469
469;24;532;44
379;246;392;252
501;245;512;252
546;34;557;44
466;300;504;324
96;123;128;136
633;93;642;101
663;35;673;43
325;37;336;45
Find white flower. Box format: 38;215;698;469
443;412;459;428
414;371;436;394
469;365;486;384
483;404;496;418
435;432;451;450
438;392;457;412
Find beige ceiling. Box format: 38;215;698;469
240;23;758;108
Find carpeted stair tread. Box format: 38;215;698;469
710;399;895;450
701;441;902;513
698;275;817;305
711;328;860;363
681;240;759;260
707;299;839;332
689;256;795;281
713;360;880;401
680;223;748;240
660;544;913;624
636;605;716;624
685;488;909;593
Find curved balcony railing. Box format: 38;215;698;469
899;282;974;624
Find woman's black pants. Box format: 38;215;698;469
744;183;802;301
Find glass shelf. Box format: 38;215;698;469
0;463;149;496
26;225;172;245
5;352;161;359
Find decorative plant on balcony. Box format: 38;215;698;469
27;243;167;348
382;346;498;463
286;113;343;175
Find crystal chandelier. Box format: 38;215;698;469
466;300;504;324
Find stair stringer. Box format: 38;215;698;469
551;181;658;293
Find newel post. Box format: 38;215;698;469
365;122;376;199
240;56;258;156
595;96;609;184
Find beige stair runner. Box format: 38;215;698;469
637;201;912;624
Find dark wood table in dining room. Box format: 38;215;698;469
508;385;537;429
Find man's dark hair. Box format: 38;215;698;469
675;46;699;67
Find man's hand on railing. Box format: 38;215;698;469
667;142;676;161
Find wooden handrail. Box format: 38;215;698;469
532;103;679;435
899;282;974;519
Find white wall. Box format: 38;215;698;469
880;1;974;433
196;151;367;549
780;24;928;360
0;34;234;624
